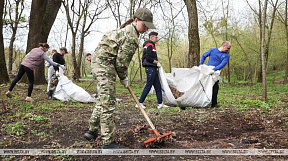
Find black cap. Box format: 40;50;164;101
149;31;158;37
60;47;68;53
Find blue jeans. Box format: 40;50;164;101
139;67;162;104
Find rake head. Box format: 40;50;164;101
144;129;172;144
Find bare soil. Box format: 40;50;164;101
0;82;287;160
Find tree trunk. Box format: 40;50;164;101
137;47;142;81
25;0;61;85
261;0;268;102
8;0;24;74
222;0;230;82
0;0;10;84
63;0;107;81
74;17;87;81
8;29;16;74
285;0;288;84
264;0;278;69
244;65;246;81
185;0;200;68
71;32;78;81
257;0;263;83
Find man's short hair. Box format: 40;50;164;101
149;31;158;38
60;47;68;53
86;53;91;57
221;41;231;46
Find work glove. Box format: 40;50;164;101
157;62;162;68
60;65;66;70
120;77;128;88
55;71;60;77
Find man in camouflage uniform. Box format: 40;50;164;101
84;8;156;149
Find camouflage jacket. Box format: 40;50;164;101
92;23;139;80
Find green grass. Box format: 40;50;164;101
5;122;25;136
38;104;54;114
28;114;49;122
17;102;34;110
219;81;287;110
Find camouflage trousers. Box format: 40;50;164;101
49;71;59;93
89;63;117;146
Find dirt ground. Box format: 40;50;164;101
0;82;288;160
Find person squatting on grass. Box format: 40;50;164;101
137;31;169;109
5;43;65;102
84;8;156;149
200;41;231;108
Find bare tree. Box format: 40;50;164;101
264;0;279;68
0;0;10;84
246;0;279;84
246;0;263;82
184;0;200;67
276;0;288;84
285;0;288;84
221;0;230;82
202;16;219;47
63;0;107;81
232;35;252;81
24;0;62;85
261;0;268;101
107;0;122;27
106;0;158;82
160;0;185;72
5;0;26;74
198;1;219;47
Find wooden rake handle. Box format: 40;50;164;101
127;86;158;132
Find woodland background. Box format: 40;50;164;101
0;0;287;93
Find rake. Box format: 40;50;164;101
127;86;172;145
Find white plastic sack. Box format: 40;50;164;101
53;73;97;103
158;65;220;107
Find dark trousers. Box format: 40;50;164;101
139;67;162;104
9;65;34;97
212;80;219;106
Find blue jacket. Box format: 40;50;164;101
200;48;230;71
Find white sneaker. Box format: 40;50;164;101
135;103;146;109
25;97;34;102
157;103;169;109
5;91;12;98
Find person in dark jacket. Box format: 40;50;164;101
5;43;65;102
47;47;67;99
137;32;168;109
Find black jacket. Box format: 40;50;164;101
53;53;65;71
142;40;158;67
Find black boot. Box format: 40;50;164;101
84;130;98;141
48;91;53;100
211;104;221;108
180;107;186;110
102;142;128;149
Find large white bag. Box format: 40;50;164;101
53;74;97;103
158;65;220;107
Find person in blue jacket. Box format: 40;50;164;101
200;41;231;108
